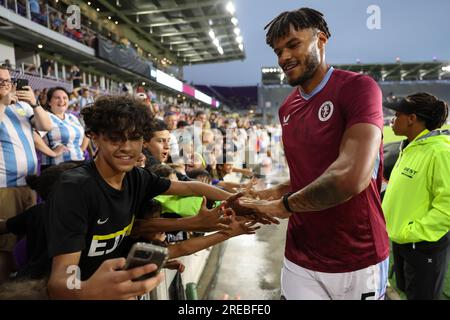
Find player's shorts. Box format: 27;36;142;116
281;256;389;300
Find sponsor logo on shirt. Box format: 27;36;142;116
282;114;291;126
401;167;418;179
88;216;134;257
97;217;109;225
318;101;334;122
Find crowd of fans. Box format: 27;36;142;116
0;65;284;299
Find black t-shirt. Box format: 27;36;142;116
71;70;81;88
6;203;51;279
46;161;171;280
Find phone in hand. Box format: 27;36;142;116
15;79;29;91
124;242;169;281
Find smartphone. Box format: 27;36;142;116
124;242;169;281
15;79;29;91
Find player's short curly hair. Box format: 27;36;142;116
265;7;331;48
81;95;153;141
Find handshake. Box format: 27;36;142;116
222;192;281;225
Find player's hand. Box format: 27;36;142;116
224;193;280;225
239;198;291;220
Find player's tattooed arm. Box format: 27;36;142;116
288;171;352;212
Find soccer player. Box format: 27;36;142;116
240;8;389;300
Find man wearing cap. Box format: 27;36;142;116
382;92;450;300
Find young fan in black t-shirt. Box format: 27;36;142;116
45;95;235;300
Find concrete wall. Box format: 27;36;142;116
0;38;15;66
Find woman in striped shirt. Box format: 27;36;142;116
34;87;89;170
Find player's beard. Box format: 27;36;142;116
288;48;320;87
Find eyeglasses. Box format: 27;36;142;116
0;79;12;86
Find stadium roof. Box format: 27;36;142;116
97;0;246;66
261;62;450;85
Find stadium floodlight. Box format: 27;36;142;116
239;43;244;51
236;36;243;44
37;44;43;49
87;2;91;5
108;16;111;20
231;17;238;25
96;8;100;12
213;38;220;47
234;28;240;36
218;47;224;55
442;65;450;73
209;30;215;39
226;2;236;15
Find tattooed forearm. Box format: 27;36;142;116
288;171;352;212
274;180;291;198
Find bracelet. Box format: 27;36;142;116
282;192;295;213
30;101;41;109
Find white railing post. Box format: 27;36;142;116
26;0;31;19
46;4;50;28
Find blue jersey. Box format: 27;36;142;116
41;112;85;166
0;102;38;187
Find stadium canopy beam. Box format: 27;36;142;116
99;0;227;16
130;14;227;28
159;34;231;46
153;24;234;38
96;0;177;62
96;0;245;66
188;54;243;63
421;64;443;77
175;43;235;52
401;63;425;78
382;64;403;78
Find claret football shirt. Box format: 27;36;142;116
280;67;389;273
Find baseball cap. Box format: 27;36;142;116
384;98;433;120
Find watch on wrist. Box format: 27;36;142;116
282;192;295;213
31;100;41;109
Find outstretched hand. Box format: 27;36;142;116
239;197;292;220
194;196;234;232
220;209;261;237
223;193;280;225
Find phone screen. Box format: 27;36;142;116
15;79;29;91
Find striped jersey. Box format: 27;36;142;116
0;102;38;187
79;96;94;110
41;112;85;166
